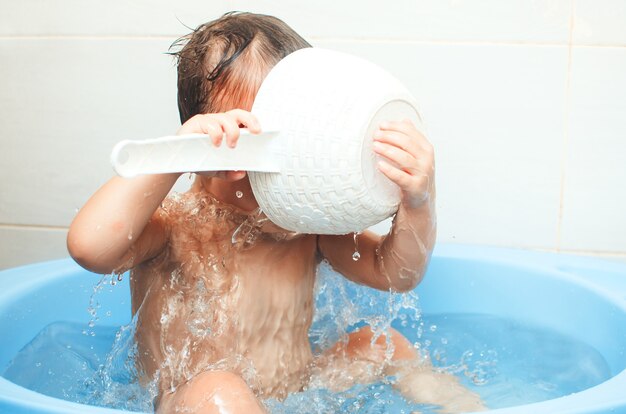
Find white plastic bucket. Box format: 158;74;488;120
111;48;424;234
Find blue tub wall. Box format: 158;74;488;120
1;245;626;414
0;261;131;371
417;245;626;375
2;245;626;374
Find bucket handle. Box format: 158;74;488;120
110;130;281;177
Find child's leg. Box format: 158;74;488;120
327;325;418;361
319;326;485;413
156;370;266;414
393;364;486;413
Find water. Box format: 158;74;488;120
3;320;154;412
352;232;361;261
2;264;611;413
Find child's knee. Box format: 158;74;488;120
386;327;418;360
157;370;265;414
342;325;417;362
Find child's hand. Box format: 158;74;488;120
176;109;262;180
373;120;434;209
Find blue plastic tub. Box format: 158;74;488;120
1;244;626;413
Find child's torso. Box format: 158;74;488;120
130;190;319;398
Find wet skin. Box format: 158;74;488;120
68;109;484;413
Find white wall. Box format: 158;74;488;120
1;0;625;269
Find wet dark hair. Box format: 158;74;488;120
170;12;311;124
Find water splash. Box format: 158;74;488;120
83;315;158;412
309;261;421;354
21;193;500;411
230;207;267;249
83;275;109;337
3;263;614;412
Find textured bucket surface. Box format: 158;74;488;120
249;48;422;234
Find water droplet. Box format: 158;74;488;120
235;190;243;199
127;234;133;241
429;324;438;332
352;232;360;261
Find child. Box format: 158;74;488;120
68;12;484;414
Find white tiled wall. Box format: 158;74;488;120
1;0;625;269
561;46;626;253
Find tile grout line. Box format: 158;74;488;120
311;38;626;48
0;35;625;49
0;35;175;40
556;0;576;253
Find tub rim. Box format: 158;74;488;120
0;243;625;414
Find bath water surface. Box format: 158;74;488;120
3;263;611;413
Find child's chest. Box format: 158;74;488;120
165;224;319;321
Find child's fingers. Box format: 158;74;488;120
196;115;225;146
375;120;435;207
205;113;238;148
204;119;224;146
372;141;418;174
373;129;420;158
217;110;262;148
378;160;414;190
225;109;262;134
177;110;261;148
379;120;432;155
379;159;431;207
176;114;223;145
379;119;417;136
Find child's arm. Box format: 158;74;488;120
67;173;180;274
67;110;261;274
318;120;436;292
